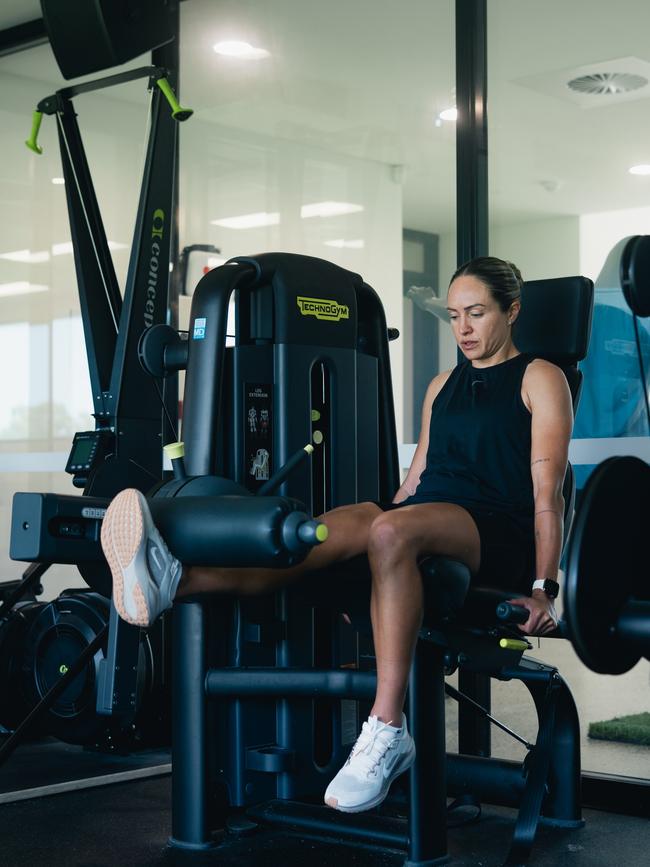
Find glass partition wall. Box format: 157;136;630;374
485;0;650;782
0;0;646;801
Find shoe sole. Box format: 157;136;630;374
101;488;151;627
324;742;416;813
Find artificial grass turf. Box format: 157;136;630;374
588;712;650;746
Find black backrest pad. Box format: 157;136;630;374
514;276;594;367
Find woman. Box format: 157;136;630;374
100;256;573;814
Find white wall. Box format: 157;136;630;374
580;205;650;281
491;216;581;281
437;215;581;371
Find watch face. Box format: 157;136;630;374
543;579;560;598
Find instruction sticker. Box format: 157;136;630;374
244;383;273;492
193;317;207;339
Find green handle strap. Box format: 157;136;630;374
25;110;44;154
156;78;193;122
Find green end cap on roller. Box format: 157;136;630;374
303;444;314;455
156;78;194;122
25;110;44;154
499;638;528;651
164;441;185;459
311;409;321;421
315;524;329;543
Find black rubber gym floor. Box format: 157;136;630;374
1;772;649;867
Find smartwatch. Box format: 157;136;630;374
531;578;560;599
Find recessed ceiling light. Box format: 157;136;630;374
0;281;49;297
0;248;50;263
629;164;650;175
438;107;457;122
211;212;280;229
51;240;126;255
52;242;73;256
324;239;365;249
301;202;364;219
51;177;65;185
213;41;269;60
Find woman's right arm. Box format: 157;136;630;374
392;369;453;503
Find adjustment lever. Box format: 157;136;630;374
256;443;316;497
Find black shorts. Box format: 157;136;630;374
374;500;535;594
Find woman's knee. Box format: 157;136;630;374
368;512;415;558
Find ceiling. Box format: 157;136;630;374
3;0;650;234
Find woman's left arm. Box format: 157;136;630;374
510;360;574;636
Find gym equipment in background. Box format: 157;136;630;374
2;2;189;761
573;235;650;490
0;589;169;755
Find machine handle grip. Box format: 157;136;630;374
25;110;44;154
155;77;193;121
497;601;569;638
496;602;529;624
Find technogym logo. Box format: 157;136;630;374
296;295;349;322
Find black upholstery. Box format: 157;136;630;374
513;275;593;364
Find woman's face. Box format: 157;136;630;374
447;274;518;361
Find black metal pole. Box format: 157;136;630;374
455;0;492;761
458;669;492;757
406;640;449;866
455;0;489;265
247;800;408;849
524;672;583;825
0;18;48;57
153;7;180;447
205;668;377;698
170;600;214;850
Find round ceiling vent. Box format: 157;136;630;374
567;72;648;95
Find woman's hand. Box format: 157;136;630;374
392;484;414;504
506;591;559;636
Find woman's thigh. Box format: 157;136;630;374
371;502;481;575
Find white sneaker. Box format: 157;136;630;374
324;713;415;812
100;488;182;627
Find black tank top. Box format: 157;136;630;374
408;353;535;527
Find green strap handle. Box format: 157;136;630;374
156;78;193;122
25;110;44;154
